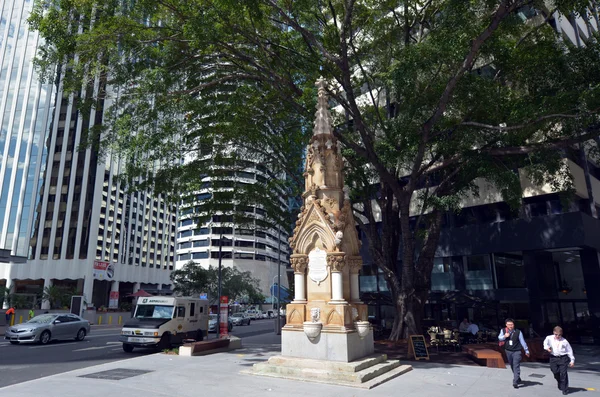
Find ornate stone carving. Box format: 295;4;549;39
310;307;320;322
347;256;363;273
290;255;308;274
326;254;346;272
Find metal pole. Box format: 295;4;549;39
217;231;223;339
276;226;281;335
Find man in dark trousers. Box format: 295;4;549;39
498;318;530;389
544;326;575;395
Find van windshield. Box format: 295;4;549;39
135;305;173;319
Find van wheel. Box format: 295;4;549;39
195;330;204;341
123;344;134;353
158;333;171;350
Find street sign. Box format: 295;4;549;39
219;296;229;336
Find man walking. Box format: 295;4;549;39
544;326;575;395
498;318;530;389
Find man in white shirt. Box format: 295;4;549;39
466;322;479;335
543;326;575;395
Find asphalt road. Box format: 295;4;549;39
0;318;277;387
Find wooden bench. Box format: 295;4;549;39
463;346;505;369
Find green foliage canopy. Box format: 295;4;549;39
170;261;265;305
30;0;600;338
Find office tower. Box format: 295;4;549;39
0;0;175;309
175;156;291;301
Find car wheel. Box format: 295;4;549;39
75;328;86;341
158;333;171;350
39;330;51;345
123;343;134;353
9;341;18;345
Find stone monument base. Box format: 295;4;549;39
281;326;374;362
248;353;412;389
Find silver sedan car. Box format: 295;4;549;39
5;313;91;345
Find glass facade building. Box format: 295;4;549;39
0;0;176;309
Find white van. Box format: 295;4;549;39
120;296;209;352
245;309;261;320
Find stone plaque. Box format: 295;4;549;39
308;247;328;285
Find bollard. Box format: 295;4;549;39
108;316;112;325
10;315;14;326
19;315;23;324
98;316;102;325
118;316;122;325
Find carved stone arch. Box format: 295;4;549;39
326;309;343;326
295;224;335;255
288;309;303;325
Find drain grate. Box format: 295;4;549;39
529;373;546;378
79;368;153;380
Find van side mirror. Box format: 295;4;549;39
53;320;61;324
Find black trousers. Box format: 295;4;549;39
550;355;570;391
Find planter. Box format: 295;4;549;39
303;321;323;340
355;321;371;339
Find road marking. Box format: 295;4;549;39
29;342;84;349
73;345;116;352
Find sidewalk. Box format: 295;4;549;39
1;331;598;397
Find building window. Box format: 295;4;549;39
194;227;209;235
179;253;191;261
234;253;254;260
192;252;209;259
180;219;193;227
465;255;493;290
211;251;232;259
493;253;526;288
193;239;209;247
552;250;586;300
431;257;454;291
179;230;192;238
179;242;192;250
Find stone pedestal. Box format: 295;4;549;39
281;327;374;362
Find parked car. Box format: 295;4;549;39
5;313;91;345
208;314;233;333
245;309;261;320
230;313;251;326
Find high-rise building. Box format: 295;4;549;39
0;0;176;310
175;158;290;301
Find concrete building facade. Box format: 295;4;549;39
0;0;175;310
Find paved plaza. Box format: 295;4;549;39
0;330;598;397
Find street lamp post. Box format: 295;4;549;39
216;231;223;339
276;226;281;335
271;275;278;311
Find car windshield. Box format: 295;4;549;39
231;314;243;317
209;314;217;320
135;305;174;319
27;314;56;324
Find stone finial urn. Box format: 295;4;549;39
355;321;371;339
